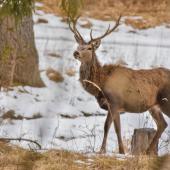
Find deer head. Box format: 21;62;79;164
69;15;121;64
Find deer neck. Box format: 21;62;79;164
79;52;103;97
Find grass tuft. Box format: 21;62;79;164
1;110;42;120
46;68;64;83
65;68;76;77
115;59;128;66
150;154;170;170
48;53;61;58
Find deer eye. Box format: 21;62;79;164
88;48;92;50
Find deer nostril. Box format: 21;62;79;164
73;51;79;56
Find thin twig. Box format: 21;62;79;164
0;137;41;149
83;79;114;122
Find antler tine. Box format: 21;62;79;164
106;15;121;34
68;14;79;34
68;20;75;34
90;29;93;41
73;15;85;41
68;14;84;41
76;28;84;40
90;24;110;42
88;15;121;43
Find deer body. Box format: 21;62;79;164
103;66;170;113
80;54;170;113
69;15;169;154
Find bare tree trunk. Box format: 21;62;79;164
0;15;45;87
131;128;158;155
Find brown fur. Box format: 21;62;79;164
79;52;106;97
103;66;170;112
75;47;169;154
71;19;169;154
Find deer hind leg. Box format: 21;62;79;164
147;106;168;154
100;110;112;152
114;113;125;154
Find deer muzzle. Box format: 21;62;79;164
73;51;80;59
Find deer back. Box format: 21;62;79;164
103;66;170;113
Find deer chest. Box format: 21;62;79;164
79;78;100;97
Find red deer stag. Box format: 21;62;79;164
69;15;169;154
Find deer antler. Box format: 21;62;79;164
88;15;122;44
68;15;86;44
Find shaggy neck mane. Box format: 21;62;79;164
79;52;104;97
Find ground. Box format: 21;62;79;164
0;142;169;170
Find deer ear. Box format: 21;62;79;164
93;39;101;50
74;35;83;45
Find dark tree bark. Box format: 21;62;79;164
0;15;45;87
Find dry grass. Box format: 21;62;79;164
1;110;42;120
47;53;61;58
36;18;48;24
65;68;76;77
60;114;77;119
46;68;64;83
115;59;128;66
36;0;170;29
80;18;93;28
115;138;132;154
0;142;43;170
0;142;170;170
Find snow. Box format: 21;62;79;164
0;4;170;156
35;2;43;7
75;160;85;164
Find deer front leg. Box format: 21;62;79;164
146;106;168;154
101;103;121;152
100;110;112;152
114;113;125;154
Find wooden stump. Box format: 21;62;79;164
131;128;158;155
